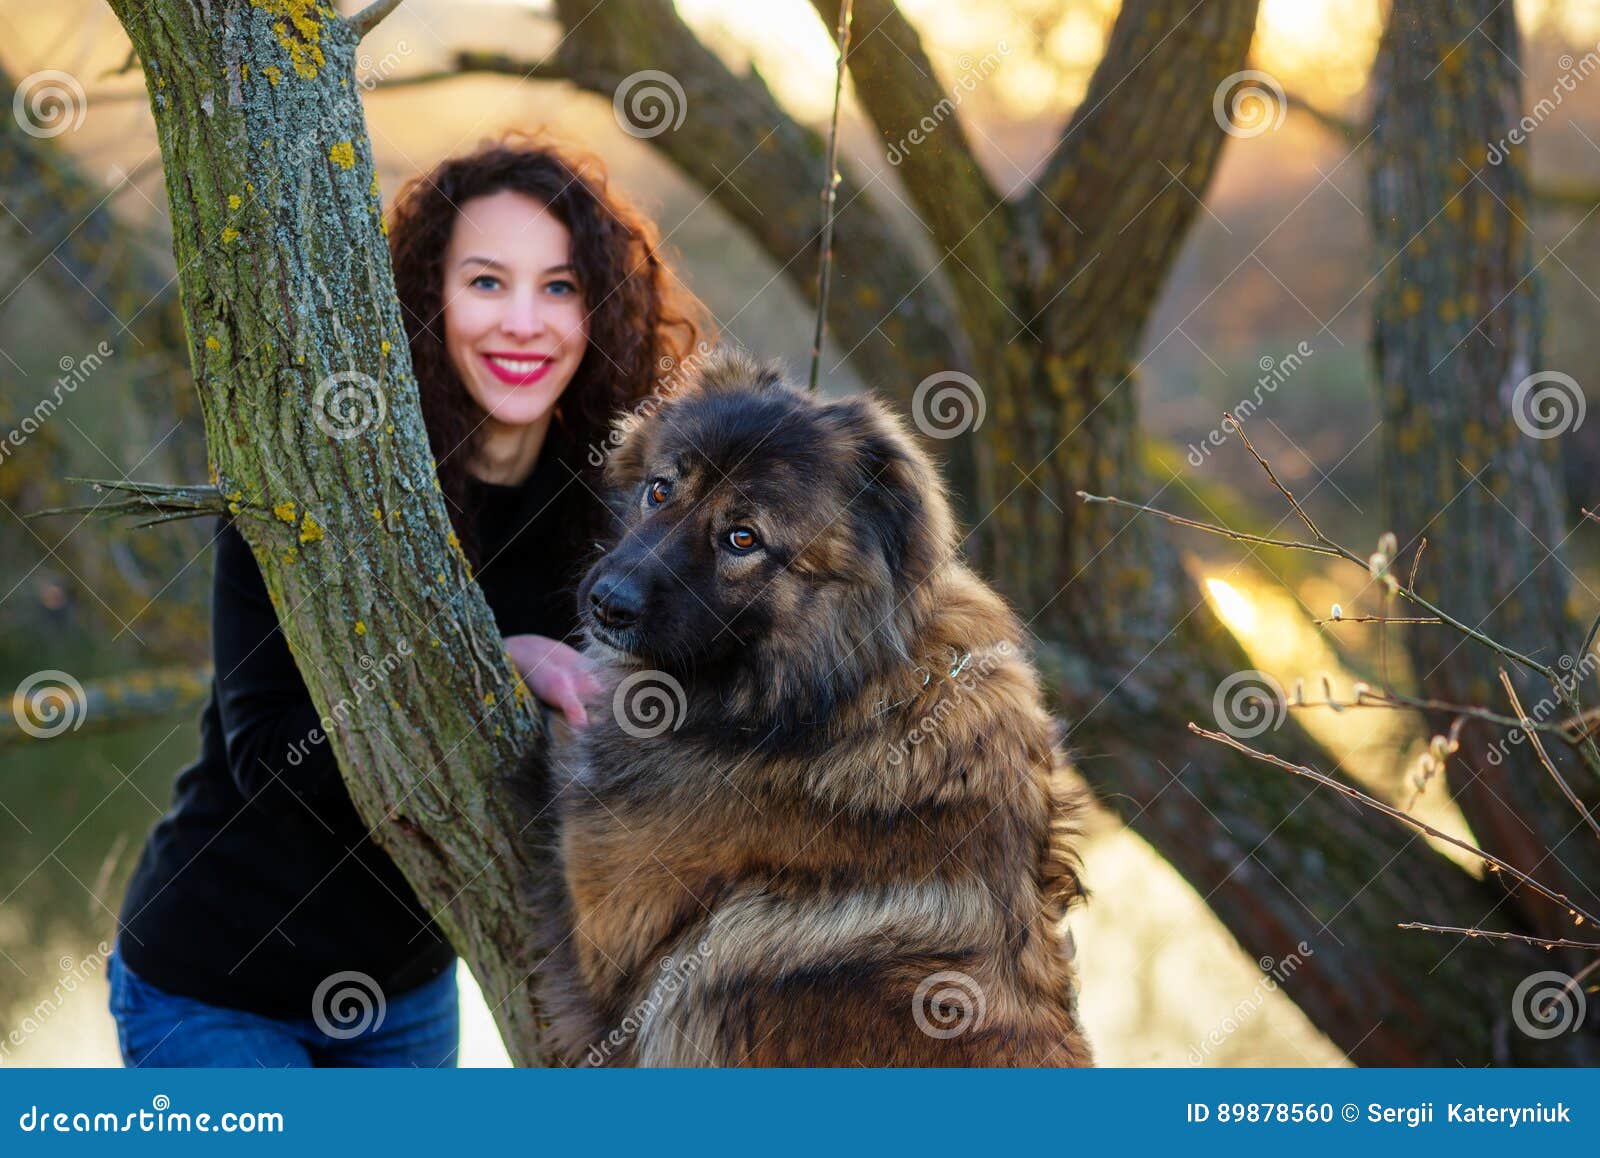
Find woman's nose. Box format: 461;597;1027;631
500;295;548;340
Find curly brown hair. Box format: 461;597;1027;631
388;134;702;563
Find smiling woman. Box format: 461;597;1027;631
107;136;703;1068
441;192;591;486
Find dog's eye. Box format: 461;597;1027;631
725;527;759;553
646;479;672;507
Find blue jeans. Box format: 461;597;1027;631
107;948;459;1068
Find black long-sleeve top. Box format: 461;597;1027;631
116;430;594;1018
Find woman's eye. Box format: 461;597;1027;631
469;273;501;291
725;527;759;552
647;479;672;507
546;278;578;296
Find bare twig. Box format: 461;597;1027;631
1397;923;1600;952
1315;614;1443;625
1295;687;1538;737
28;479;229;527
1499;668;1600;848
1188;722;1600;928
1224;415;1323;541
809;0;853;393
348;0;405;39
1077;492;1338;558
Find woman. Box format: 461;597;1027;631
106;137;700;1067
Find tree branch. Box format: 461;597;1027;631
347;0;406;40
538;0;970;397
806;0;1012;352
2;664;212;747
1031;0;1260;354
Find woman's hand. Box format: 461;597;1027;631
504;634;603;730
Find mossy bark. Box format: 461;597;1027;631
1370;0;1600;952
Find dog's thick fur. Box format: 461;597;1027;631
534;348;1091;1066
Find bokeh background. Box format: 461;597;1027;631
3;0;1599;1066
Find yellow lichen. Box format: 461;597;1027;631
282;547;298;564
228;193;242;210
250;0;328;80
328;141;355;170
205;336;221;351
273;501;297;524
221;226;239;244
380;340;391;356
354;620;367;636
299;513;324;544
264;65;283;88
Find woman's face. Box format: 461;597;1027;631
441;190;589;432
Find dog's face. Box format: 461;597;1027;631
576;350;955;683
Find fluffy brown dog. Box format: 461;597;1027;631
534;348;1091;1066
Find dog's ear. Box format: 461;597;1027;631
601;405;653;495
819;394;956;589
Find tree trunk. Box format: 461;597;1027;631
104;0;555;1065
1369;0;1600;953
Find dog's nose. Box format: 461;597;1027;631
589;572;643;630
